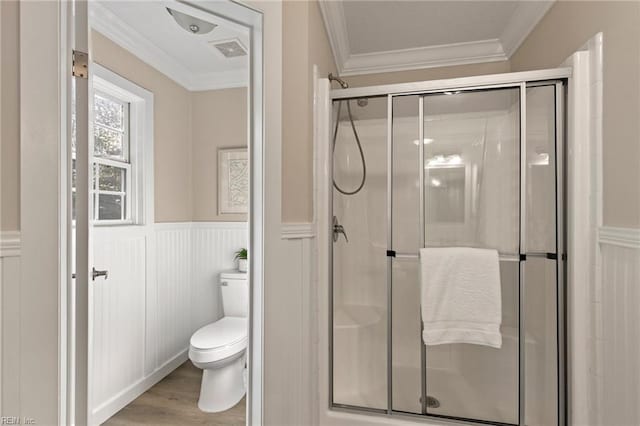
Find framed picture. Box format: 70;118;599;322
218;148;249;214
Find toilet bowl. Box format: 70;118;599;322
189;271;248;412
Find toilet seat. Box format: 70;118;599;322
189;317;247;364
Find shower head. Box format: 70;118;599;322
329;73;349;89
167;8;217;35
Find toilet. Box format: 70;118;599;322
189;271;248;413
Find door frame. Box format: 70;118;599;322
62;1;265;424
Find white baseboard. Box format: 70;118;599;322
91;349;189;425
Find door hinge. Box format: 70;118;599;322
72;50;88;79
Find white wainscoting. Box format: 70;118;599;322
91;226;150;423
0;231;21;417
155;222;248;365
155;224;192;367
91;222;247;424
260;225;316;426
594;227;640;425
190;223;248;332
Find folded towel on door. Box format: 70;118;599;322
419;247;502;348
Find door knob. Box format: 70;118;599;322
92;267;109;281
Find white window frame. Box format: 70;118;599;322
92;90;131;224
93;89;130;163
92;63;154;226
92;158;132;224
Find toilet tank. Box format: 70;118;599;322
220;271;248;317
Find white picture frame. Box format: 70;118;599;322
218;147;249;214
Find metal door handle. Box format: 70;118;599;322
92;267;109;281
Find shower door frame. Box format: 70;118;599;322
325;68;570;426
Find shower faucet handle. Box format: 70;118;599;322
336;225;348;242
333;216;349;243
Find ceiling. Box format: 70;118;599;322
90;1;249;91
320;0;555;76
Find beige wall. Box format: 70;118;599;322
191;88;248;222
511;1;640;228
344;60;511;88
282;0;337;223
93;31;248;223
329;0;640;229
2;27;248;228
1;1;20;231
93;31;194;223
9;2;637;230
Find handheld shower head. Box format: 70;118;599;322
329;73;349;89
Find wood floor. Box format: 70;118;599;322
105;361;246;425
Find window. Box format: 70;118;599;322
70;63;153;227
92;91;132;223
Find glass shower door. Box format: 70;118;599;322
390;94;422;414
420;88;521;424
389;87;522;424
331;96;388;410
523;83;562;426
330;79;565;426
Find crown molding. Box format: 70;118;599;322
90;2;247;91
187;70;248;91
318;0;351;75
340;39;506;76
0;231;21;257
599;227;640;249
500;1;555;57
320;0;555;77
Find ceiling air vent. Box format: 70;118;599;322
210;39;247;58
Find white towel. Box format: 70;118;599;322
420;247;502;348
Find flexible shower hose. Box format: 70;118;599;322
332;100;367;195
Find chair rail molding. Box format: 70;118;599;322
598;226;640;249
154;221;248;231
281;223;316;239
0;231;21;257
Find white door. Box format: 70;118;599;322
73;6;153;424
88;64;156;424
71;0;91;424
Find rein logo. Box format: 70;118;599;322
0;417;35;425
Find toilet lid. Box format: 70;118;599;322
190;317;247;350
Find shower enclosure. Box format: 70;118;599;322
329;71;567;425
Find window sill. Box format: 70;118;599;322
92;221;136;227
